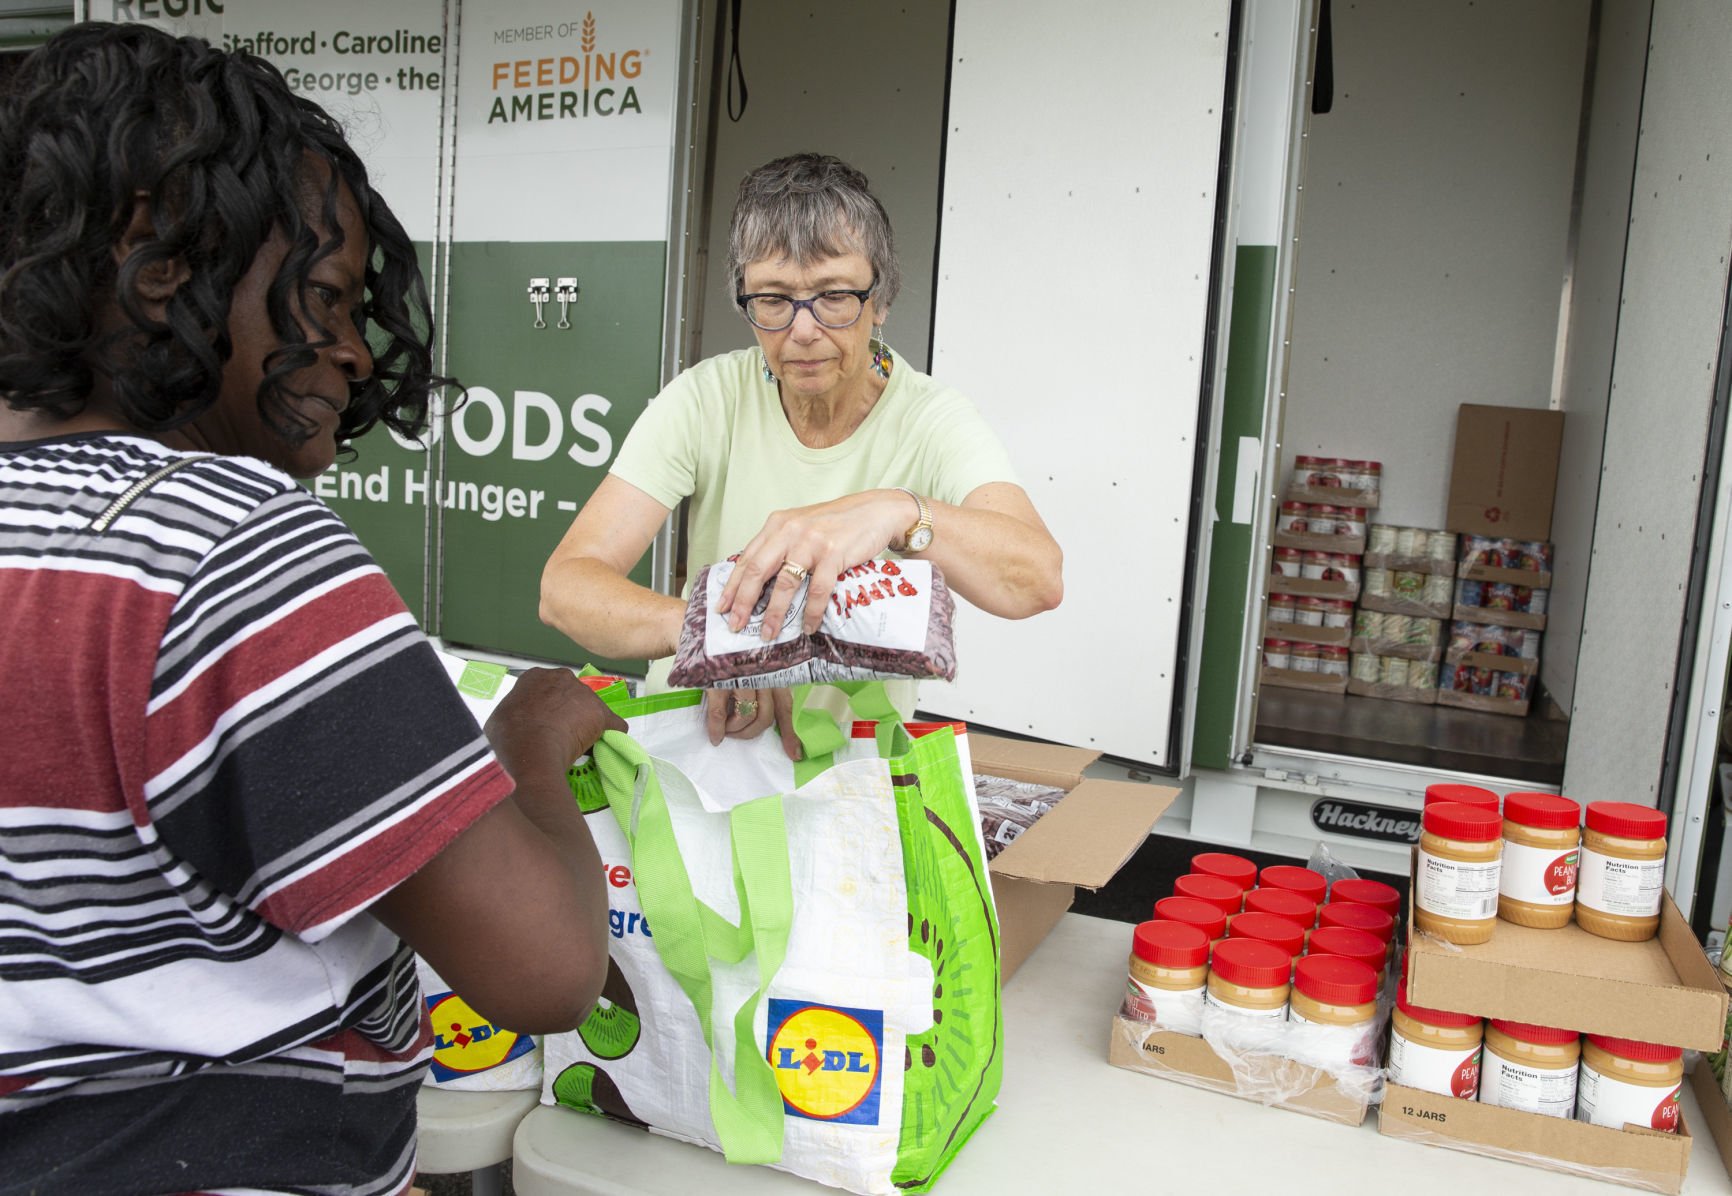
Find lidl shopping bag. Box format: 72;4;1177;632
545;686;1003;1195
413;655;634;1091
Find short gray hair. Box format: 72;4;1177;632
726;153;900;315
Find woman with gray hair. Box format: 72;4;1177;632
542;153;1062;753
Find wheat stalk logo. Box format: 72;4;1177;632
581;13;596;53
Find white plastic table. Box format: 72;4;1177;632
416;1085;540;1196
512;913;1732;1195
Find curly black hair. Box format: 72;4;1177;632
0;22;441;448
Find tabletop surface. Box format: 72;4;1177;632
512;911;1732;1196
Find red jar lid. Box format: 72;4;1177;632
1395;980;1480;1028
1502;792;1581;830
1243;886;1317;928
1425;783;1500;814
1587;1035;1683;1063
1153;896;1227;941
1210;937;1292;989
1294;954;1378;1006
1295;455;1325;468
1308;926;1387;974
1329;877;1401;917
1174;873;1244;915
1584;801;1668;840
1423;802;1504;842
1228;911;1305;957
1131;919;1210;970
1317;901;1396;943
1191;851;1258;891
1260;864;1328;903
1491;1020;1579;1047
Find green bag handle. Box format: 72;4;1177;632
788;681;910;784
590;728;793;1164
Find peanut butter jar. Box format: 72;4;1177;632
1290;954;1380;1068
1191;851;1258;894
1424;783;1500;815
1481;1020;1580;1119
1389;980;1483;1099
1205;937;1292;1021
1498;792;1581;929
1124;919;1210;1036
1415;802;1504;945
1576;1036;1683;1133
1575;802;1668;942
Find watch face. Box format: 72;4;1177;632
906;525;933;553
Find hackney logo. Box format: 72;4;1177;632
1310;798;1421;844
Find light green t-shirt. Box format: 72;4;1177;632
611;345;1018;714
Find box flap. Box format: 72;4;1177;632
968;733;1100;789
990;778;1175;888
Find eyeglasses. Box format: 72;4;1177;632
736;282;876;331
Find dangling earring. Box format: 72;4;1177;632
761;352;776;383
870;327;893;379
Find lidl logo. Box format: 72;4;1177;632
765;999;883;1124
426;991;536;1082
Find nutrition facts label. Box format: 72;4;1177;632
1417;848;1500;921
1576;849;1664;917
1480;1051;1577;1118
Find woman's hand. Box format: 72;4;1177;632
716;489;916;641
704;686;802;760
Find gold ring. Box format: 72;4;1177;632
780;561;810;582
735;698;758;719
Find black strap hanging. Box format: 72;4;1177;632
1313;0;1335;114
726;0;749;121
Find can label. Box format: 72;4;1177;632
1481;1049;1578;1118
1576;1063;1681;1132
1388;1029;1481;1098
1499;839;1579;907
1124;978;1204;1037
1576;847;1664;918
1417;847;1501;922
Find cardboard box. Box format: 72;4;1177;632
1379;1081;1692;1193
1260;665;1348;694
1362;592;1453;621
1451;603;1547;632
1446;405;1565;540
1268;621;1350;649
1107;1015;1370;1126
1286;481;1381;509
1268;572;1360;602
1273;528;1367;556
1459;561;1554;589
1405;867;1727;1051
1690;1058;1732;1183
969;734;1176;980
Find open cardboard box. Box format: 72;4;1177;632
1404;851;1727;1051
1691;1058;1732;1185
968;734;1176;980
1106;1015;1372;1126
1379;1080;1693;1194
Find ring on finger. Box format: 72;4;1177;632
779;560;810;582
734;698;759;719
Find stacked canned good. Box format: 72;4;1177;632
1293;455;1384;497
1348;609;1444;703
1276;501;1370;542
1362;525;1457;619
1441;537;1552;715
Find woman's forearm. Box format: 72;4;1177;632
917;497;1064;619
539;555;686;661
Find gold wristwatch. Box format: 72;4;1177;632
891;487;933;553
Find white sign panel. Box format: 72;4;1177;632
453;2;681;242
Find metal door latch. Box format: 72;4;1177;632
527;277;550;329
555;277;579;329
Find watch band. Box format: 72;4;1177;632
890;486;932;552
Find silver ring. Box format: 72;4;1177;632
780;561;810;582
734;698;759;719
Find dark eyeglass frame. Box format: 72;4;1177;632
735;281;877;331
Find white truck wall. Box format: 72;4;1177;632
1545;1;1653;714
694;2;950;371
1564;0;1732;806
1280;2;1588;529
